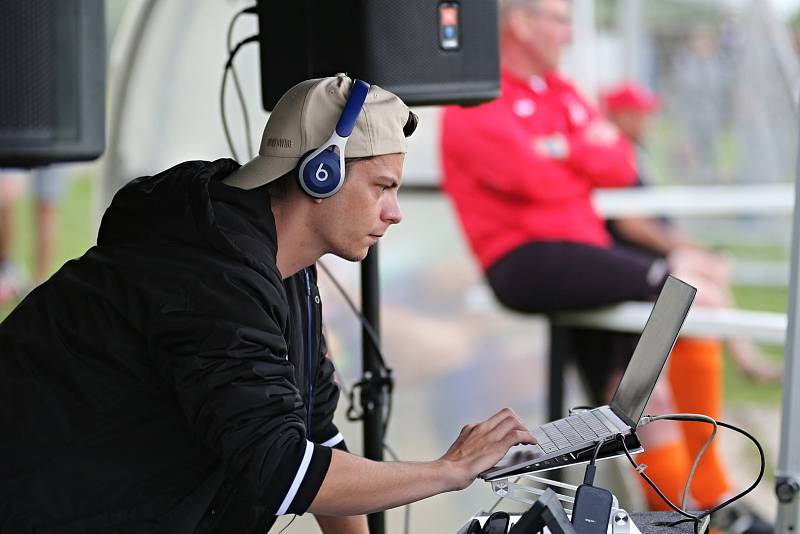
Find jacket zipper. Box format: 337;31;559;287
303;268;314;436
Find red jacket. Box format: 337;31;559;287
441;70;637;270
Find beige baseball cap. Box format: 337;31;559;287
226;73;417;190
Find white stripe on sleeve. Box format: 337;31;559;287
319;432;344;448
276;440;314;515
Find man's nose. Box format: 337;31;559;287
383;194;403;225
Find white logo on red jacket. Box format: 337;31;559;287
513;98;536;118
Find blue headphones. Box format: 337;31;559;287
297;79;371;198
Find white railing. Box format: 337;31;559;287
464;283;787;344
556;301;787;344
593;183;794;218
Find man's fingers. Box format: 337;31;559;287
484;407;515;426
459;423;476;437
506;429;537;447
481;408;522;434
491;418;536;446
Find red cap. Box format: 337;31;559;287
601;83;659;114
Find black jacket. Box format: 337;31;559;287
0;159;343;533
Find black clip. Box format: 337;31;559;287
509;488;577;534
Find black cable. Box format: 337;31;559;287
696;420;765;520
318;259;395;433
226;6;257;159
590;438;604;465
317;261;394;436
618;434;701;523
382;375;394;437
637;416;765;521
317;261;390;371
220;33;258;161
220;58;238;161
640;413;718;509
582;437;607;486
223;35;258;73
620;415;766;532
276;514;296;533
317;261;393;432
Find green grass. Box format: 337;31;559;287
721;285;788;406
722;243;788;262
0;173;94;321
722;348;785;405
731;285;788;313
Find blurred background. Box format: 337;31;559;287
2;0;800;532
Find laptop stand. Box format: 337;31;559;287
457;469;641;534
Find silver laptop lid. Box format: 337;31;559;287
609;276;696;428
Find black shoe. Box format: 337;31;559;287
710;503;772;534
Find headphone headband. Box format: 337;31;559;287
297;79;370;198
336;80;369;137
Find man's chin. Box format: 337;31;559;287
335;247;370;263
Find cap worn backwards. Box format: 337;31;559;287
227;73;417;190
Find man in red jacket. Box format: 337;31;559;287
441;0;669;319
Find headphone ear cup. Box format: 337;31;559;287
298;150;343;198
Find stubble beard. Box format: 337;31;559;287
335;245;370;263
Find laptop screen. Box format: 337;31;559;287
609;276;696;427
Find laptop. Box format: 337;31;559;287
480;275;696;481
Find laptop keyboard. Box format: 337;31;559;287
532;411;616;454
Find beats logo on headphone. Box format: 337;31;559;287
297;79;370;198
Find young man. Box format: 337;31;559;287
0;74;534;533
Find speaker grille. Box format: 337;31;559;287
0;1;56;135
0;0;104;167
362;0;498;85
258;0;499;110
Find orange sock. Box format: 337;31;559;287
667;338;732;509
635;440;693;510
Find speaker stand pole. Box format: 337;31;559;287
361;244;385;534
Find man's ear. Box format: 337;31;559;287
508;9;535;41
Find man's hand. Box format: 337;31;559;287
666;247;730;308
438;408;536;490
309;408;534;516
667;246;731;283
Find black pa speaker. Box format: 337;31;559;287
0;0;106;167
256;0;499;111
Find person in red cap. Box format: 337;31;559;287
601;82;695;256
603;81;780;383
601;82;777;531
602;83;659;143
